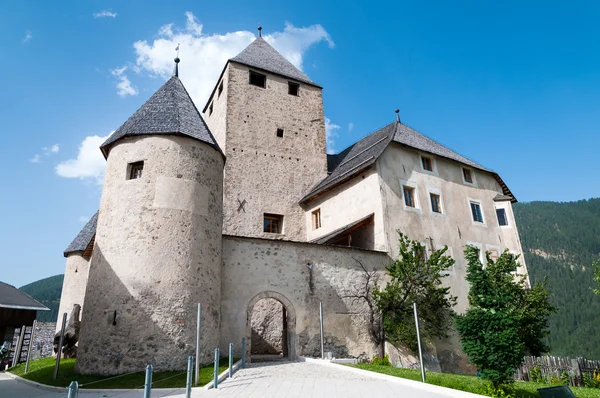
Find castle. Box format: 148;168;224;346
57;33;528;375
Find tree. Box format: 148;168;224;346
456;246;555;388
372;232;457;352
593;256;600;296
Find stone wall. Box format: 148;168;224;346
250;298;283;355
56;254;89;333
76;135;224;375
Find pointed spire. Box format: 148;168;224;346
258;24;262;37
395;109;400;123
173;43;180;77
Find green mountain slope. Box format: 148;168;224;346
514;199;600;358
19;274;64;323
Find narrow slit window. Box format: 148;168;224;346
470;201;484;223
209;102;213;116
463;168;473;184
218;81;224;97
249;71;266;88
128;161;144;180
403;186;415;208
422;156;433;172
312;209;321;230
288;82;299;96
277;128;284;138
263;213;283;234
430;193;442;213
496;208;508;226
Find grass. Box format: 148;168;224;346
8;356;233;389
350;364;600;398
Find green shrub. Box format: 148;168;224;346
372;355;391;366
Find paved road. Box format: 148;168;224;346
0;361;483;398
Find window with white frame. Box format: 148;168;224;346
462;167;476;185
496;208;508;226
470;200;484;223
430;193;442;214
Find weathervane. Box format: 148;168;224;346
173;44;181;77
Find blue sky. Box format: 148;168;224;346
2;1;600;287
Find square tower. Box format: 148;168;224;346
204;37;328;241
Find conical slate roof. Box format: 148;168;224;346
101;76;222;157
230;37;318;86
64;211;98;256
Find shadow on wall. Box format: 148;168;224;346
251;298;285;355
75;246;207;375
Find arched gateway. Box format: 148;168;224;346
246;291;297;362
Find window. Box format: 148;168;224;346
249;71;266;88
209;102;213;116
430;193;442;213
218;81;224;97
312;209;321;230
463;168;473;184
496;208;508;226
288;82;299;96
128;161;144;180
470;201;484;223
276;128;284;138
403;186;415;208
263;214;283;233
421;156;433;172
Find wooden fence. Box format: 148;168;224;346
516;356;600;386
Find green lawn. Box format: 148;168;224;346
8;356;232;389
350;364;600;398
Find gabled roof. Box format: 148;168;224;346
101;76;222;158
493;193;515;202
311;214;375;245
64;211;98;257
0;282;49;311
203;37;321;112
301;121;516;203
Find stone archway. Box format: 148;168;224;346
246;291;297;362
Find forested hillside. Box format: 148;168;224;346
514;198;600;358
19;274;63;322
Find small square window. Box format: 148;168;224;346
249;71;266;88
422;156;433;172
470;201;484;223
463;168;473;184
276;128;284;138
288;82;299;96
430;193;442;213
264;213;283;234
312;209;321;230
403;186;415;208
496;208;508;226
209;102;213;116
218;81;224;98
128;161;144;180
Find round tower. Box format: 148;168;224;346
75;71;225;375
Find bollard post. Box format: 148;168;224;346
53;313;67;380
319;302;324;359
413;302;426;383
195;303;201;386
213;348;220;389
186;356;193;398
143;364;153;398
241;337;246;368
67;381;78;398
25;320;37;374
229;343;233;378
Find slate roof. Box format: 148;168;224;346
64;211;98;257
0;282;49;311
301;121;516;203
101;76;222;158
493;193;515;202
311;214;375;245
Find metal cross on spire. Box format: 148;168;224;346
173;43;180;77
258;24;262;37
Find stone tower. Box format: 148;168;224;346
203;36;328;241
75;72;225;375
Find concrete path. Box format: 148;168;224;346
0;361;484;398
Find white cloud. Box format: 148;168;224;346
94;10;117;18
79;216;89;223
30;154;41;163
131;12;333;108
56;134;110;184
325;117;340;155
42;144;60;154
22;30;32;44
111;66;138;97
348;123;354;133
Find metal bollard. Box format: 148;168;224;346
213;348;220;389
186;356;193;398
143;364;153;398
241;337;246;368
67;381;78;398
228;343;233;378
